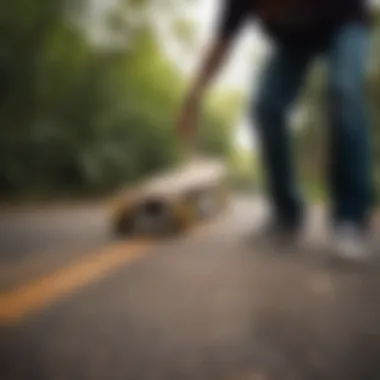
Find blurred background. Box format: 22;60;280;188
0;0;379;202
2;3;380;379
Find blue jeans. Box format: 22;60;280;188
252;23;372;228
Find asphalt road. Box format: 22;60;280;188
1;197;380;380
0;202;111;263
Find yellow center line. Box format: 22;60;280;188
0;240;152;325
0;247;95;284
0;218;220;326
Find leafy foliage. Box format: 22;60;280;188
0;0;241;198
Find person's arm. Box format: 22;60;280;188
177;0;250;141
185;40;229;103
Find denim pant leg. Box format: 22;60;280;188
252;45;314;225
327;23;373;227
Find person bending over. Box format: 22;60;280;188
177;0;373;259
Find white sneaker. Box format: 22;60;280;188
331;223;371;261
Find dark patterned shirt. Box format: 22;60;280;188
217;0;369;44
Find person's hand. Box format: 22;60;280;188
175;39;228;158
177;92;201;151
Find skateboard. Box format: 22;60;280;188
110;158;229;237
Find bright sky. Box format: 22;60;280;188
180;0;268;149
182;0;269;88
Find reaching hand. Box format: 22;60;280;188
176;40;228;157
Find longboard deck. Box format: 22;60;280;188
117;159;227;203
111;159;229;236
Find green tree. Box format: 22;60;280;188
0;0;241;198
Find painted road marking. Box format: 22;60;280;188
0;247;102;286
0;240;151;325
0;217;222;326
